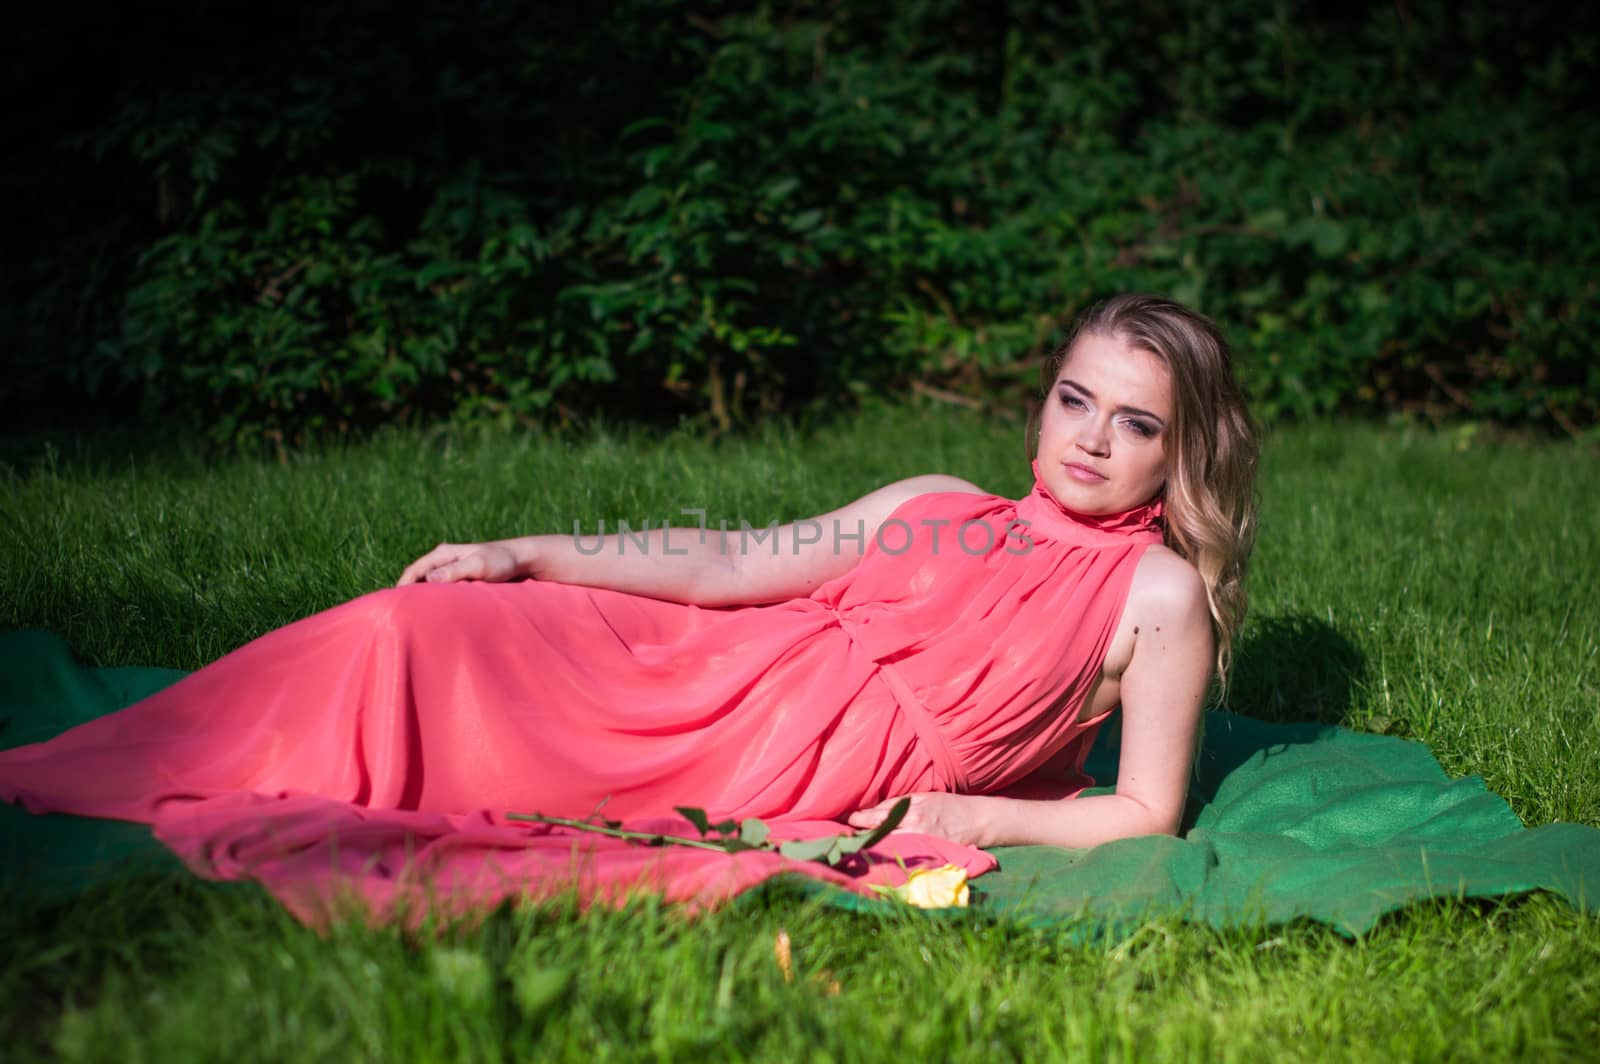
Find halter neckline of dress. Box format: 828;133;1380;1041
1016;459;1166;547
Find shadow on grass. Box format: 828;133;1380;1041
1223;613;1367;727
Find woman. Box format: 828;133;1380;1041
0;294;1257;914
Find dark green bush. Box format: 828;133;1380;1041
4;0;1596;448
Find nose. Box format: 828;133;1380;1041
1075;418;1110;457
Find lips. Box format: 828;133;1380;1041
1063;461;1108;483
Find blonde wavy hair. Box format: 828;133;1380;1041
1033;294;1260;681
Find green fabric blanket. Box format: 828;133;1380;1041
2;631;1596;933
982;713;1597;934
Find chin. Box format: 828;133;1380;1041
1044;478;1119;515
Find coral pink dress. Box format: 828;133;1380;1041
0;465;1163;924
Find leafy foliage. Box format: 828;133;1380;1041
5;0;1597;447
502;799;910;866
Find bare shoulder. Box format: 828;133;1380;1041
873;473;989;504
1080;544;1210;721
823;474;989;527
1126;544;1208;620
1101;545;1209;678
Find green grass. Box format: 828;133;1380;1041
3;409;1598;1060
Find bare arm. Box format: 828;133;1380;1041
848;548;1214;846
395;474;987;607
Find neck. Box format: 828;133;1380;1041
1024;460;1165;542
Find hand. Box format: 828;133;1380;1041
847;792;990;848
396;541;523;587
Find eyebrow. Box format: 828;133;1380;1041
1058;379;1167;425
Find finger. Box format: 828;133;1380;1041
397;555;438;586
846;808;885;829
431;553;493;584
397;544;459;586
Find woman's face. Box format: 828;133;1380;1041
1035;331;1172;515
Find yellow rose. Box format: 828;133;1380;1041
880;863;970;908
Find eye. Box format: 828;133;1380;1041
1123;419;1157;439
1058;393;1086;411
